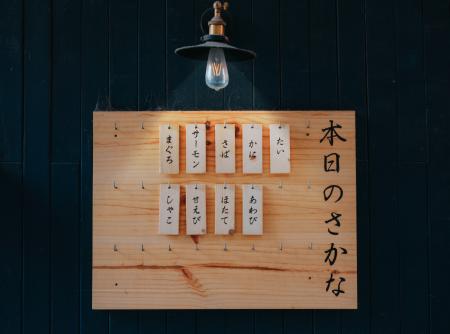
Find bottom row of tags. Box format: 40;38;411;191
160;184;263;236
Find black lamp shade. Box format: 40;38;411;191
175;40;256;62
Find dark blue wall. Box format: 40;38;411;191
1;0;449;333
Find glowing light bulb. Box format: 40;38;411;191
205;48;229;91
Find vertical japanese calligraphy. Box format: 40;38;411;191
242;184;263;235
159;124;179;174
186;124;206;173
214;184;235;235
320;119;348;297
269;124;291;174
242;124;263;174
186;184;207;235
158;184;180;235
215;123;236;173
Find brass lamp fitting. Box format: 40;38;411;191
208;1;228;36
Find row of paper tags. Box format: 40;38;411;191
160;183;263;236
160;123;291;174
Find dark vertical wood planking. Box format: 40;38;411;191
167;0;196;109
366;0;400;333
223;0;253;110
397;164;428;333
253;0;280;109
280;0;310;110
51;0;81;162
139;0;166;110
0;0;23;331
284;310;313;334
424;0;450;333
167;311;196;334
0;164;22;333
338;0;371;333
108;0;140;331
0;0;23;162
225;311;254;334
310;0;340;332
22;0;51;333
109;311;139;334
80;0;109;332
49;11;82;332
50;163;80;334
139;311;166;334
395;0;427;163
109;0;138;110
310;0;338;109
197;310;225;334
254;310;283;334
395;0;429;332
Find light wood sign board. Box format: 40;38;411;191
93;111;357;309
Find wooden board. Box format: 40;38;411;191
92;111;357;309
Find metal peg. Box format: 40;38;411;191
113;244;118;252
141;244;145;252
308;242;313;250
224;243;228;251
168;243;172;252
141;181;145;189
141;121;145;129
280;242;283;252
113;181;118;189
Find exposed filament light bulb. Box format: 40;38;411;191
205;47;229;91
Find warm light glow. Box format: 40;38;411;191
205;48;229;91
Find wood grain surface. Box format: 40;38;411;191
92;111;357;309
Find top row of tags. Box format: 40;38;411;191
160;124;291;174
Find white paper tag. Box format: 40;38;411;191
214;184;235;235
159;124;179;174
186;124;206;173
242;124;263;174
159;184;180;235
215;124;235;174
270;124;291;174
242;184;263;235
186;184;207;235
